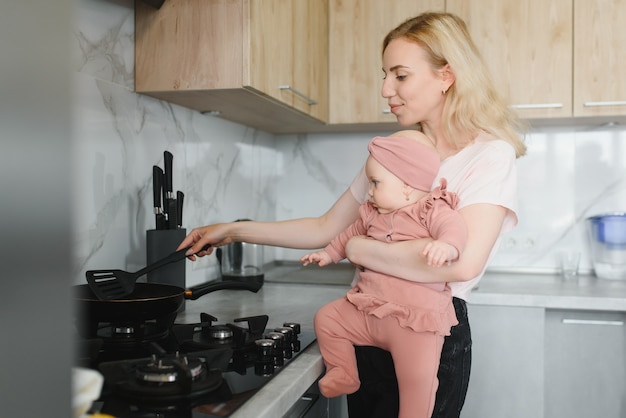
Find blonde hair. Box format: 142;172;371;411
383;12;527;158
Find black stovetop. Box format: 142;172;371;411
80;313;316;418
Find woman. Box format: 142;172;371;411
179;12;526;418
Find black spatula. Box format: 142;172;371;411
86;245;210;300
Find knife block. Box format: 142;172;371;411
146;228;186;311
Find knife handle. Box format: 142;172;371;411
152;166;167;230
164;151;174;199
177;191;184;228
152;166;163;211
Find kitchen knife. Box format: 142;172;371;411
163;151;178;229
161;167;169;226
152;165;167;230
176;191;184;228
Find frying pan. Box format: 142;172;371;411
74;280;262;323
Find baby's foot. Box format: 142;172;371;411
318;368;360;398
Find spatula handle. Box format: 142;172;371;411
134;244;211;278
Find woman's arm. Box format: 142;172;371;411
344;203;507;283
178;188;362;259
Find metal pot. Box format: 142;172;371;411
215;220;265;287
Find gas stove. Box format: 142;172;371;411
78;313;316;417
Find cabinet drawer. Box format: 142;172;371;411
545;310;626;418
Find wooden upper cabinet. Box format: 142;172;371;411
447;0;573;120
135;0;329;134
328;0;444;126
573;0;626;117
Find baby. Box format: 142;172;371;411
300;132;467;418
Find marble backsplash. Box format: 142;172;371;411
273;126;626;274
72;0;626;286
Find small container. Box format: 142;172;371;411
585;213;626;280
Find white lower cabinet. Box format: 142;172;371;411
463;304;626;418
545;309;626;418
462;305;545;418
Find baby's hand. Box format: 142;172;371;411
422;241;459;267
300;251;332;267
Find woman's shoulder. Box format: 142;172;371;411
469;132;516;159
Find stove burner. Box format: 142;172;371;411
136;353;204;383
208;325;233;340
113;325;135;335
98;347;231;402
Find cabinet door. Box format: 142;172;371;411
249;0;328;122
573;0;626;117
292;0;329;121
447;0;573;119
463;305;545;418
249;0;294;105
328;0;443;125
545;310;626;418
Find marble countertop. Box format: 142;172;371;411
469;271;626;311
176;266;626;418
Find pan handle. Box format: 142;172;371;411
184;280;262;300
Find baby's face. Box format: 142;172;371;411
365;156;414;213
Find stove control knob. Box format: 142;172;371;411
254;339;275;376
274;327;294;359
265;332;285;367
283;322;301;335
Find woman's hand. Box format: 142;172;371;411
177;223;232;260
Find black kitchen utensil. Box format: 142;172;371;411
152;165;167;230
164;151;178;229
86;245;209;301
176;191;184;228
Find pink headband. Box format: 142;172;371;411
368;136;440;191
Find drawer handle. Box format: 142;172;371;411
583;100;626;107
279;85;317;105
562;319;624;326
509;103;564;110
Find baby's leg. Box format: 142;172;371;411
385;325;444;418
314;298;375;398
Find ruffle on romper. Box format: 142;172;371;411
419;179;460;225
346;271;458;336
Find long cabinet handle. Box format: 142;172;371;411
279;85;317;105
583;100;626;107
562;319;624;326
509;103;564;110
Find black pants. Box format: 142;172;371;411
346;297;472;418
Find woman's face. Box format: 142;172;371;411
365;156;409;214
381;38;446;127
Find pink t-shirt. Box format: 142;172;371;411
350;133;519;301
